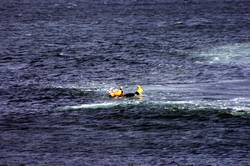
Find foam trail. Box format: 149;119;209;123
61;102;120;110
60;100;142;110
149;99;250;112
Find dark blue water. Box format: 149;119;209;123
1;0;250;165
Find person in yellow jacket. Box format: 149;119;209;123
108;85;124;97
108;85;143;98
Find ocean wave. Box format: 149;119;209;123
59;98;250;116
193;43;250;65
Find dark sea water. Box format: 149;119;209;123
1;0;250;165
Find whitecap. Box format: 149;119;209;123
193;43;250;65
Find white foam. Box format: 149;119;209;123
149;99;250;112
60;100;142;110
58;98;250;115
194;43;250;65
62;102;119;110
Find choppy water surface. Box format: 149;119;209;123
1;0;250;165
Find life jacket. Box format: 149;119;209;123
109;89;124;97
108;85;143;97
136;85;143;95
